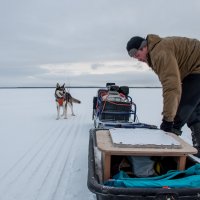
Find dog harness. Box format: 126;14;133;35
57;98;64;106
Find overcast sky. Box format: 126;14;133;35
0;0;200;87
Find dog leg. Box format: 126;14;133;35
69;102;75;116
61;106;64;116
56;103;60;120
63;102;67;119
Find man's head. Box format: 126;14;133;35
126;36;148;62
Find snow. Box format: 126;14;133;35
0;88;198;200
110;128;181;147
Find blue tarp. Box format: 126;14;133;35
105;164;200;188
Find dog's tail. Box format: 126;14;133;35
72;97;81;104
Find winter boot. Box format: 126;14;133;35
190;122;200;158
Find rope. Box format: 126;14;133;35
101;96;132;114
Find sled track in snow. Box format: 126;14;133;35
0;115;91;200
0;89;97;200
0;123;62;194
35;117;82;200
51;114;89;200
0;123;61;183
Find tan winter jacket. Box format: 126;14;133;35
147;34;200;122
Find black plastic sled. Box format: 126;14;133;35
87;129;200;200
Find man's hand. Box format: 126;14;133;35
171;128;182;136
160;119;182;136
160;119;173;132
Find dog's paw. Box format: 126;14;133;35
72;113;75;116
64;116;68;119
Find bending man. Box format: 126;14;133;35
126;34;200;157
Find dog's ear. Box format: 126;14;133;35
56;83;60;88
60;83;65;88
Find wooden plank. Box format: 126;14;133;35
96;130;197;156
177;156;187;170
102;153;111;181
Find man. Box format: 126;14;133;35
126;34;200;157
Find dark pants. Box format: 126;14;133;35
174;74;200;130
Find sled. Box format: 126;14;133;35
92;83;138;128
87;128;200;200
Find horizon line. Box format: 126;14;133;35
0;86;162;89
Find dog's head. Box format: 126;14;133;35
55;83;66;98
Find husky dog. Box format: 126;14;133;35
55;83;81;120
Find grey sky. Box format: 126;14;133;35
0;0;200;87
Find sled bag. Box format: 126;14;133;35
104;164;200;188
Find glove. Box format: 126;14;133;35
172;123;183;136
160;119;173;132
171;127;182;136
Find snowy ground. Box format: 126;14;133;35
0;88;197;200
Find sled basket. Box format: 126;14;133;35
87;129;200;200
